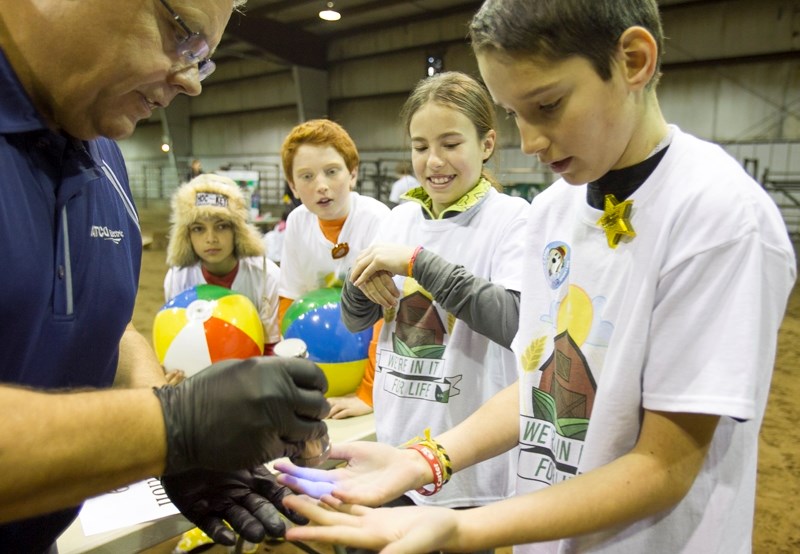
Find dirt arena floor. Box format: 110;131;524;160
132;208;800;553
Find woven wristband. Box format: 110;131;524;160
407;444;444;496
407;246;424;277
402;428;453;488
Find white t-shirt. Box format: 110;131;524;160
512;127;796;553
164;256;282;345
389;175;420;204
373;187;530;508
279;192;390;299
263;228;285;264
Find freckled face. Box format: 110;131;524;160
288;144;357;221
409;102;495;217
476;50;639;185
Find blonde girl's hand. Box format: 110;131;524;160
274;441;430;507
283;495;461;554
350;244;416;286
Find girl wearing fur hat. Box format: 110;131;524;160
164;173;281;357
163;173;281;554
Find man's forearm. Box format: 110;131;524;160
0;385;167;523
114;322;167;388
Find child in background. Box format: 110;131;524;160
278;119;390;418
165;174;281;356
164;173;281;553
277;1;797;552
338;71;529;520
263;205;294;265
387;160;420;207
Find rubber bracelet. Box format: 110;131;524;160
402;428;453;485
408;246;423;278
407;444;443;496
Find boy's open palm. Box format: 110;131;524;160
274;441;426;507
283;495;460;554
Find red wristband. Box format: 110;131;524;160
408;246;423;278
407;444;443;496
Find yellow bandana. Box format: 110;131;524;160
403;178;492;220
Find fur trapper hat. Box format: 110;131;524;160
166;173;265;267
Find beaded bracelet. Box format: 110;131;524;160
407;245;424;277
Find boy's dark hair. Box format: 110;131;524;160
470;0;664;87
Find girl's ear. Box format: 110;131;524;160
619;26;659;91
482;129;497;162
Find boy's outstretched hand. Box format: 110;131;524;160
283;495;461;554
274;441;427;507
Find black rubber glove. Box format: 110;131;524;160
161;466;309;546
153;356;329;474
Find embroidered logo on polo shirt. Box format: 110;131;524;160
90;225;125;245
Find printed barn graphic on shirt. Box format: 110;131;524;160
534;330;596;436
396;291;446;346
518;284;610;486
377;282;462;403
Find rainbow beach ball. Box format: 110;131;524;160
153;284;264;377
281;287;372;397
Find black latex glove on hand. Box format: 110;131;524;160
162;466;309;546
153;357;329;474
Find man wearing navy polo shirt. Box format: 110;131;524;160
0;1;330;551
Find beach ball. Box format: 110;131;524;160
153;284;264;378
281;287;372;397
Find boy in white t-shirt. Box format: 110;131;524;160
278;119;390;417
275;1;797;553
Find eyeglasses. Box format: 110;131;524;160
158;0;216;81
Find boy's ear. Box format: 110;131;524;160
349;166;358;190
619;26;659;91
286;180;299;198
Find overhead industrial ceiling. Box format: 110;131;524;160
218;0;723;70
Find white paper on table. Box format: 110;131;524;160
79;477;179;536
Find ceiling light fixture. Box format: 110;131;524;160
319;1;341;21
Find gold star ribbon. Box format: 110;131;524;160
597;194;636;248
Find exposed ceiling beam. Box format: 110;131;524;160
224;11;329;69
